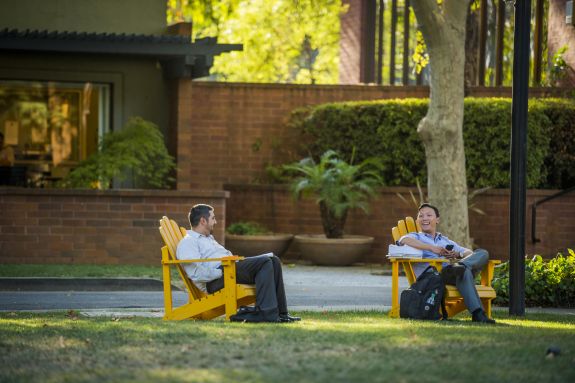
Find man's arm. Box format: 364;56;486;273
400;236;448;256
176;237;223;282
450;246;472;259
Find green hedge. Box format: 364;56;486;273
492;249;575;308
290;98;575;189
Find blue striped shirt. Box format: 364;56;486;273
399;232;468;277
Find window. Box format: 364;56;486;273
0;80;110;186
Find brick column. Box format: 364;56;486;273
548;0;575;86
176;78;194;190
339;0;376;84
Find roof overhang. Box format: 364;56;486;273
0;29;242;79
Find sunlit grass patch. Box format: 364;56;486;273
1;311;574;383
0;264;162;278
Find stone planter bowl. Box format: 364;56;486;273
294;234;374;266
225;233;294;258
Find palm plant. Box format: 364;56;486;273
284;150;384;238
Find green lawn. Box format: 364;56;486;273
1;311;574;383
0;263;390;279
0;264;162;278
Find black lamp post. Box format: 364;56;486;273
509;0;531;316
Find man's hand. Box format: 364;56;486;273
443;250;460;260
430;245;448;255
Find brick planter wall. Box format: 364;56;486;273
0;188;228;265
225;184;575;263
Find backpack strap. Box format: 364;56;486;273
419;265;437;278
440;292;449;320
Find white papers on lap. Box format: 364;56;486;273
387;244;423;258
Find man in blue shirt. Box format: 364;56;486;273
177;204;300;323
399;203;495;324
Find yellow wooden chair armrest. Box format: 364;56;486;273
162;256;245;265
480;259;501;287
388;258;449;263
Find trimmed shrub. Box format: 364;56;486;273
290;98;575;189
226;222;269;235
62;117;175;189
297;99;427;186
492;249;575;308
539;98;575;188
463;98;550;188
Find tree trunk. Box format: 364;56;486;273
464;4;480;87
319;201;347;239
411;0;471;246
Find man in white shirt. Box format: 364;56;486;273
176;204;300;323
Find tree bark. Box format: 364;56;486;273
464;3;480;87
411;0;471;246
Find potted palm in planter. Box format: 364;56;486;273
225;221;294;259
284;150;384;266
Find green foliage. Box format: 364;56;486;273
412;31;429;75
62;117;175;189
549;45;570;86
294;99;428;187
463;98;551;188
288;98;575;189
493;249;575;308
168;0;345;84
226;221;269;235
540;99;575;188
0;264;161;278
284;150;383;238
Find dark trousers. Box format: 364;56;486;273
442;249;489;314
206;254;288;314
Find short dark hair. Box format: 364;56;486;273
189;204;214;227
0;132;4;139
418;203;440;217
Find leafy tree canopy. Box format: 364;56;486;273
167;0;345;84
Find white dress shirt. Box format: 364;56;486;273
176;230;231;291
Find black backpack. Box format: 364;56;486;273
400;266;448;320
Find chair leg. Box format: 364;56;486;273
482;298;492;319
389;261;400;318
222;260;239;321
161;248;173;319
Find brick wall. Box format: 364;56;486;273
0;188;228;265
339;0;362;84
225;184;575;263
548;0;575;86
177;81;569;191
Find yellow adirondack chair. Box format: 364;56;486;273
388;216;500;319
159;216;256;321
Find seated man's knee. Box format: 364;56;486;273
475;248;489;260
271;254;280;264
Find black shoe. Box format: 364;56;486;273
237;305;256;314
279;313;301;322
441;263;466;284
472;309;496;324
230;307;280;323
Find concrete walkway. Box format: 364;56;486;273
0;265;403;316
1;264;573;318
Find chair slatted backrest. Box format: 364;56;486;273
391;217;422;285
159;216;206;299
391;217;421;243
